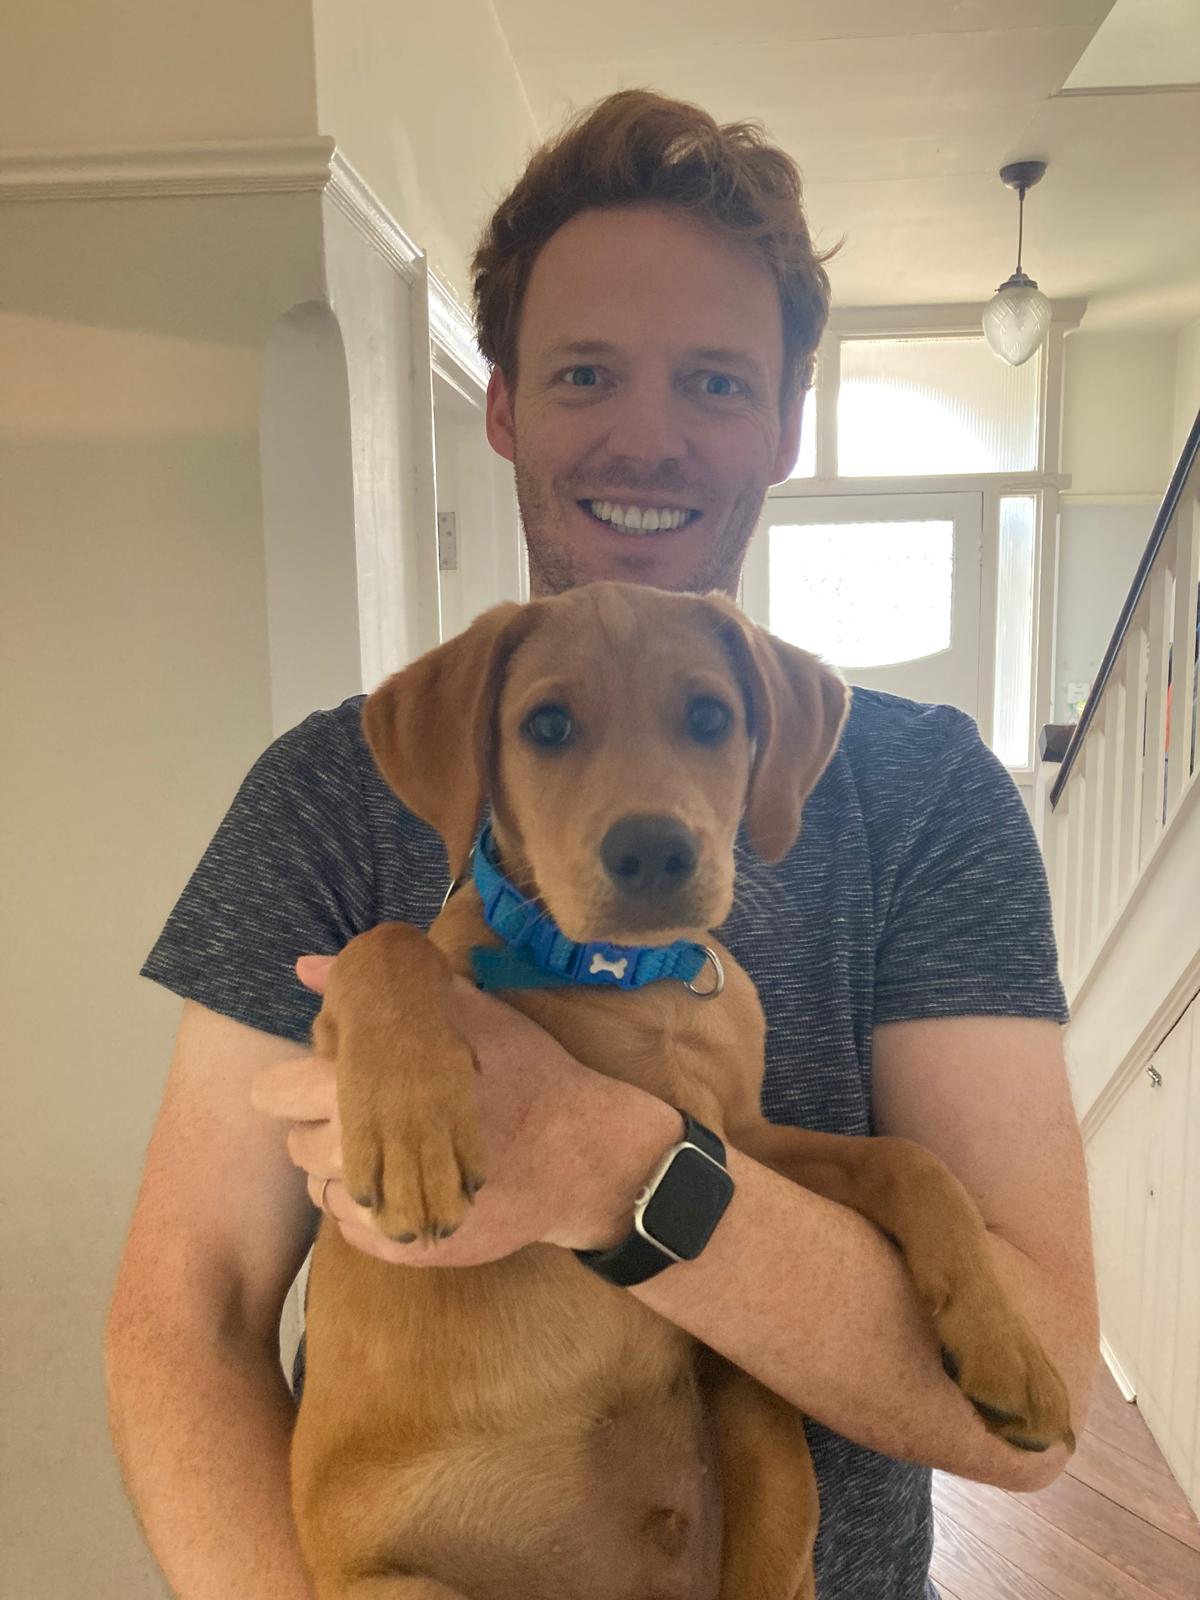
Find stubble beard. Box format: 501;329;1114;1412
513;447;766;600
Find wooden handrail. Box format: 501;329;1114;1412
1050;407;1200;809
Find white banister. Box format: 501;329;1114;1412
1040;412;1200;1004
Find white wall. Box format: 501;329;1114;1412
1173;316;1200;462
1053;503;1154;721
1053;331;1179;720
1;0;318;147
1061;331;1178;497
1;7;536;1596
2;186;329;1600
310;0;538;297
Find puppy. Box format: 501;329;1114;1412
290;582;1073;1600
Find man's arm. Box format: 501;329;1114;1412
620;1014;1099;1493
105;1000;320;1599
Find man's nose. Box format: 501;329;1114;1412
603;377;688;466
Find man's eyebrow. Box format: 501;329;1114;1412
542;340;623;361
688;346;766;376
541;339;765;376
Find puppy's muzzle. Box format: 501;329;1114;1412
600;814;699;898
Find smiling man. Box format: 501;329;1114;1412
107;90;1099;1600
490;203;799;597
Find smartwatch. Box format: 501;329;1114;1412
573;1111;735;1287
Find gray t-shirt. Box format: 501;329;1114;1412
142;686;1067;1600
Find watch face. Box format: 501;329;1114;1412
640;1147;733;1260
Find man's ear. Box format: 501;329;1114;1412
701;593;849;862
485;367;516;464
362;601;537;879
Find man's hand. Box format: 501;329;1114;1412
250;954;680;1267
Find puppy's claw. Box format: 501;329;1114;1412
971;1396;1023;1429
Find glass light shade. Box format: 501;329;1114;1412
982;271;1051;366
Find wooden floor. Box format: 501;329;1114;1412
931;1364;1200;1599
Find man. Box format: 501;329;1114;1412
106;90;1098;1599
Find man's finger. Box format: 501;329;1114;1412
250;1058;337;1120
296;954;336;994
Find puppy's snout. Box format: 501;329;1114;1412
600;815;698;897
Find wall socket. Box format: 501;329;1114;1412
438;512;459;571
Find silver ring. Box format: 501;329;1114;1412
685;946;725;999
439;874;463;914
439;843;478;914
318;1176;335;1218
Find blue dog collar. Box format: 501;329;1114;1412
468;824;722;997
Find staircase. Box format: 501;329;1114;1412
1033;411;1200;1517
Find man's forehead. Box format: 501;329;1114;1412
518;206;784;369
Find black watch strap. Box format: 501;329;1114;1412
573;1111;732;1288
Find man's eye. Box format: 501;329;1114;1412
565;366;599;388
524;704;574;747
687;697;732;743
701;373;743;398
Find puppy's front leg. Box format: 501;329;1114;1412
314;922;485;1244
735;1122;1074;1457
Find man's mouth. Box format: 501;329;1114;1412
579;499;702;534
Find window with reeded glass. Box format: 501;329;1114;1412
788;377;817;479
992;496;1038;768
838;336;1039;477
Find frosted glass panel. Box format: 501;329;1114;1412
993;496;1037;767
769;521;952;669
788;380;817;479
838;336;1038;476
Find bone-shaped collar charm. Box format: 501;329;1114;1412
589;952;629;980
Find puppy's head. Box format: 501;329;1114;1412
364;583;848;942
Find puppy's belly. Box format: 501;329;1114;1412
294;1229;723;1600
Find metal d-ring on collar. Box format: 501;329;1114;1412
685;945;726;999
439;843;478;914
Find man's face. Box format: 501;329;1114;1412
485;204;805;597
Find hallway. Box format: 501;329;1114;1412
932;1364;1200;1598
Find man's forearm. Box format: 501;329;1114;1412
105;1314;314;1599
622;1136;1095;1493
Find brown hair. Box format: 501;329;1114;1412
472;89;836;408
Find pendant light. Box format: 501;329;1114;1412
982;160;1051;367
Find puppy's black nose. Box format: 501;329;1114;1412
600;815;698;896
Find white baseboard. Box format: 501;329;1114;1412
1100;1335;1137;1401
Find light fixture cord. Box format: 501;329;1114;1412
1016;184;1026;274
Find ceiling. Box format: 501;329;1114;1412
490;0;1200;329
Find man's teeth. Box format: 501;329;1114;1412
586;501;693;532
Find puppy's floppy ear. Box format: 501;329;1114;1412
362;601;537;880
701;594;850;863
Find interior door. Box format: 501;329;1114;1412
741;492;984;719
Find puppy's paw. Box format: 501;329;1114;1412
937;1288;1075;1455
339;1031;486;1246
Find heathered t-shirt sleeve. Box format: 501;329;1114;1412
873;706;1068;1026
140;707;376;1044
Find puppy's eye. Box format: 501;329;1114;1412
687;696;732;743
524;704;573;747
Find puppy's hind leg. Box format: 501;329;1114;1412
702;1353;818;1600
